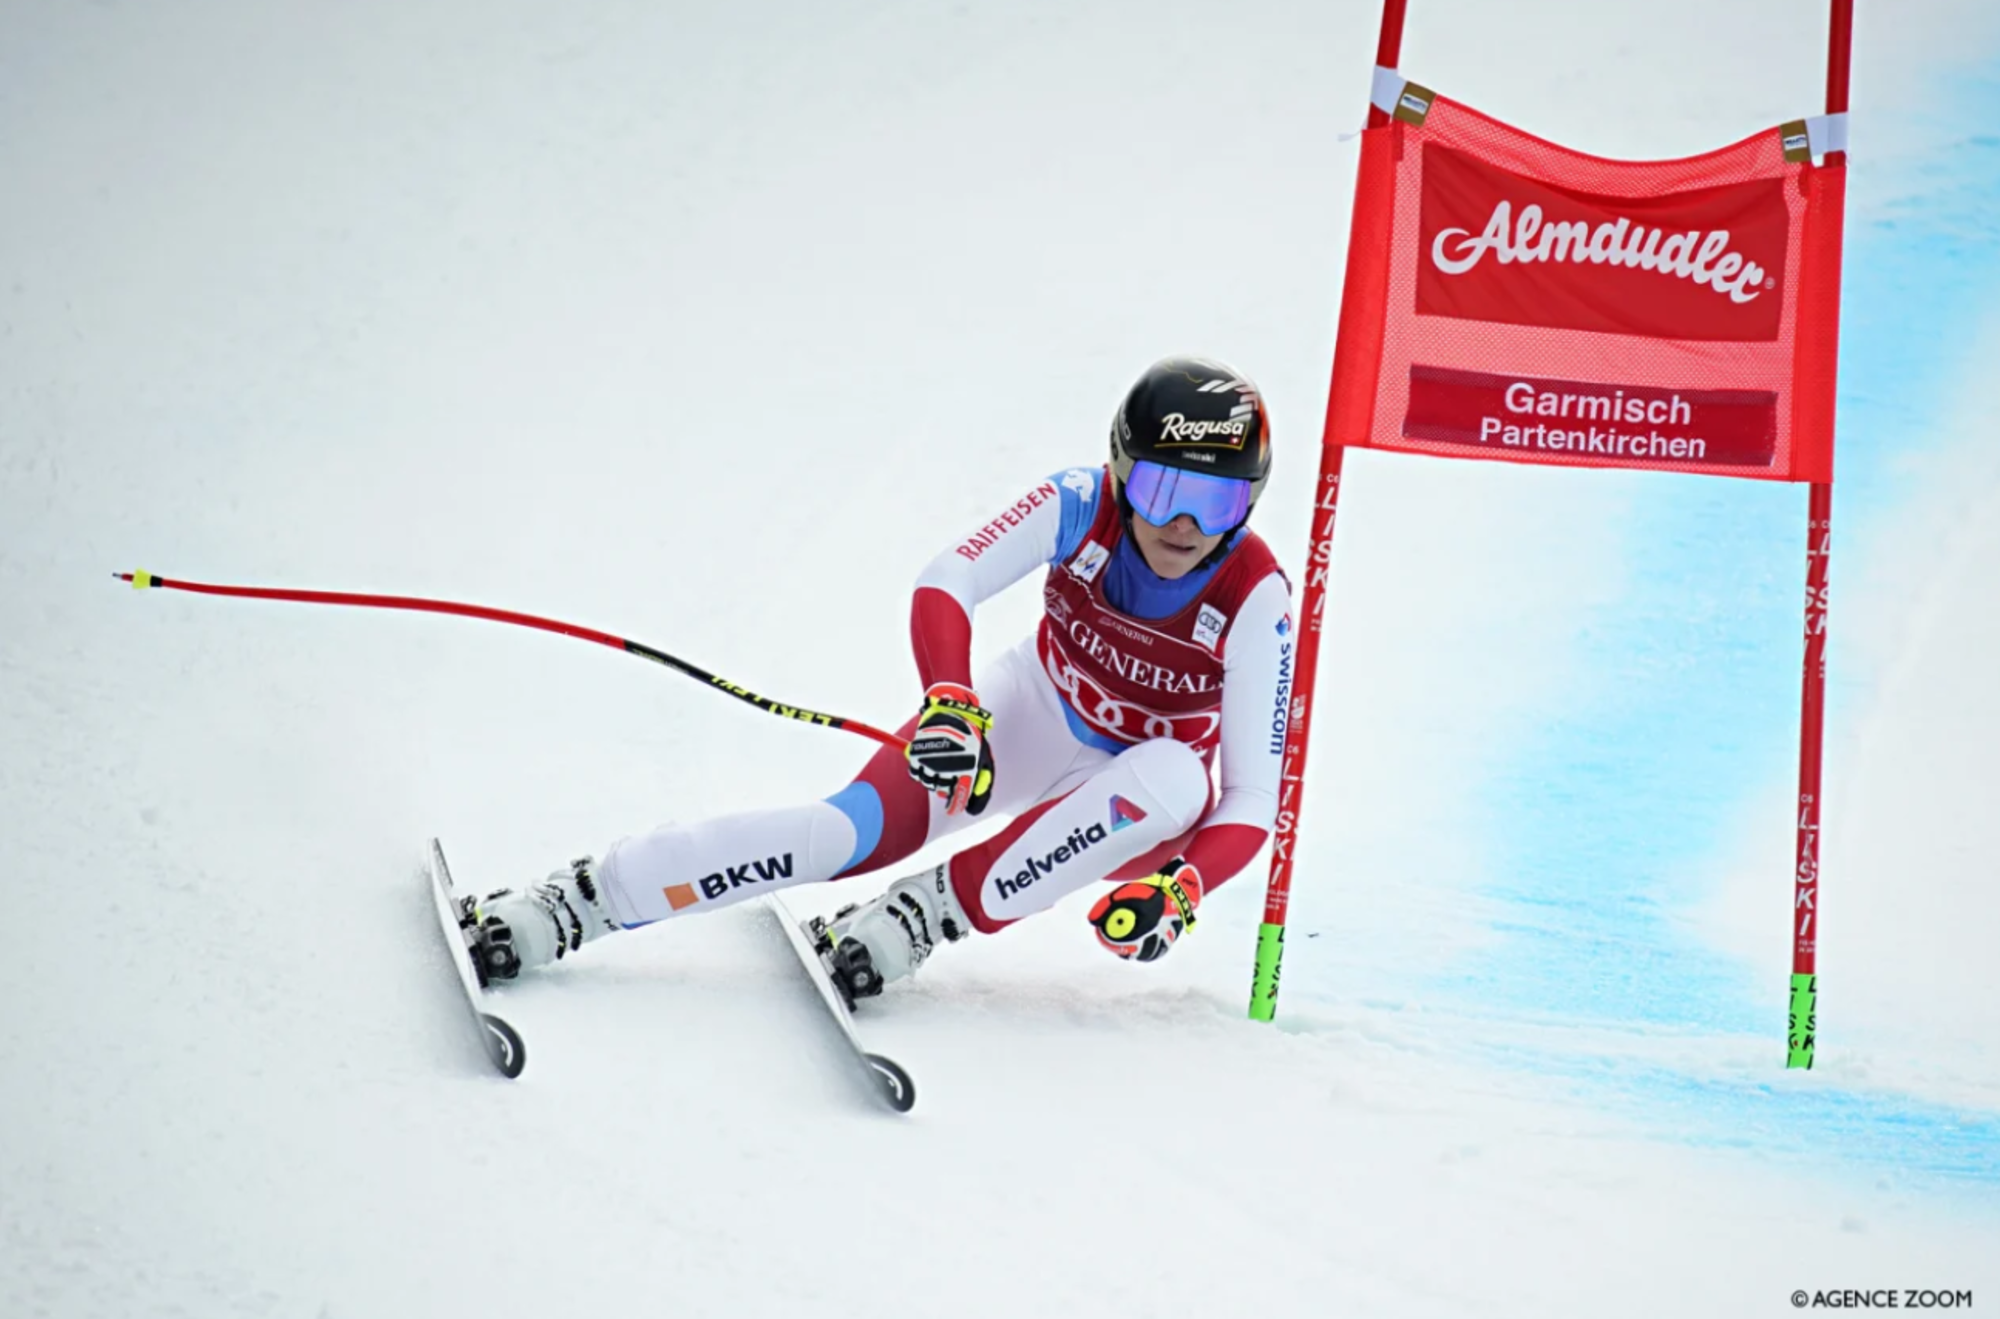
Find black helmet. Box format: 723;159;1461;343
1108;356;1272;534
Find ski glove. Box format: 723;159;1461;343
905;682;995;816
1088;858;1203;962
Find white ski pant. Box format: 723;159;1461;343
594;638;1212;934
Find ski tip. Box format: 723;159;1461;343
483;1013;527;1079
866;1053;915;1113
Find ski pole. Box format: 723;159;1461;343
115;570;910;753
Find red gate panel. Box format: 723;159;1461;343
1327;91;1845;482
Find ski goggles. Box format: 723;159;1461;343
1124;460;1252;536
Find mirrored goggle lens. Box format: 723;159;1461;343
1124;461;1251;536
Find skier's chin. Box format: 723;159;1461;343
1143;543;1202;579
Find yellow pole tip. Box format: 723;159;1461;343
130;570;154;589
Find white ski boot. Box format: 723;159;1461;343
817;865;970;1003
465;858;620;984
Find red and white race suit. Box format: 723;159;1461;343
595;466;1293;934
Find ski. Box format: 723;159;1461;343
425;838;527;1079
767;893;916;1113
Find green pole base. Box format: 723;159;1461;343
1248;922;1285;1022
1787;972;1817;1069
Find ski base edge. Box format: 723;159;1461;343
767;894;917;1114
426;838;528;1081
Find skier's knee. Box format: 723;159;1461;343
1120;738;1211;835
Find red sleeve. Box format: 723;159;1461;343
910;586;974;690
1179;822;1268;893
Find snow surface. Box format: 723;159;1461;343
3;2;1997;1316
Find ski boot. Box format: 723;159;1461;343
810;865;969;1006
462;857;620;984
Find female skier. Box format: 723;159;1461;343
467;355;1294;1002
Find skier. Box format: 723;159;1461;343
469;355;1295;1003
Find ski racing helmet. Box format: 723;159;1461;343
1108;355;1272;536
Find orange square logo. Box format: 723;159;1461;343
664;883;698;912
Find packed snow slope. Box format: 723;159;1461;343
4;2;1998;1316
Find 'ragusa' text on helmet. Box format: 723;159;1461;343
1108;356;1272;523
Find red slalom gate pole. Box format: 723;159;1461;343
115;569;910;754
1248;0;1409;1022
1789;0;1852;1070
1791;487;1831;1068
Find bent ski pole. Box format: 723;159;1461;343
115;569;909;753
